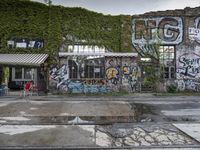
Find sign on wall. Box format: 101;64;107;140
7;39;44;49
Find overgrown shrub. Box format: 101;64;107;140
167;85;177;93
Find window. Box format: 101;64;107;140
159;46;175;79
85;59;104;78
170;67;175;78
68;45;106;53
68;60;78;79
159;46;175;66
24;68;32;79
67;45;106;79
141;58;151;62
12;67;36;81
15;68;22;79
68;57;104;79
7;40;14;49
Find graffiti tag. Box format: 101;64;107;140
176;79;200;91
189;17;200;43
122;65;140;92
177;53;200;78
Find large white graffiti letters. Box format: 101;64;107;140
132;17;183;56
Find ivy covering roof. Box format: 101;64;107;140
0;0;132;61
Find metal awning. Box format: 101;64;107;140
59;52;138;57
0;54;48;66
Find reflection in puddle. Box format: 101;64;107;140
68;116;93;124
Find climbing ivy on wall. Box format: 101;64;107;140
0;0;49;53
61;7;123;52
0;0;132;63
46;5;62;62
120;15;132;52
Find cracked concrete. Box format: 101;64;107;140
0;124;196;147
95;124;196;147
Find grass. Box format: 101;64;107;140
53;90;200;97
54;91;130;97
154;92;200;96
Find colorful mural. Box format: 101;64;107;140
50;57;140;93
49;64;107;93
122;58;140;92
105;57;121;86
67;80;107;93
105;67;119;85
122;65;140;92
105;57;140;92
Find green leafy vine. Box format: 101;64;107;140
0;0;132;64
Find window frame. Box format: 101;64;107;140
159;45;176;79
12;67;37;81
68;57;105;80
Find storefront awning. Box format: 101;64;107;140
59;52;138;57
0;54;48;67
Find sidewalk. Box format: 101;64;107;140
1;91;200;102
173;124;200;143
29;93;200;102
0;123;199;148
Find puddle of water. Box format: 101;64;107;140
0;103;155;125
32;104;155;125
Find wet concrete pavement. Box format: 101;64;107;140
0;94;200;149
0;100;136;125
173;124;200;143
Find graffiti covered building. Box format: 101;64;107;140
49;7;200;93
49;52;139;93
132;7;200;92
3;1;200;93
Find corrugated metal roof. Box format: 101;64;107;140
0;54;48;66
59;52;138;57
